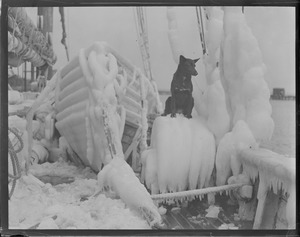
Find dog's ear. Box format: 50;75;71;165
194;58;200;63
179;55;186;63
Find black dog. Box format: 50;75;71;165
163;55;199;118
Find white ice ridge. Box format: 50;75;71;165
142;115;215;194
220;7;274;143
97;157;162;227
216;120;258;186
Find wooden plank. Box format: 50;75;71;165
60;67;83;90
56;88;88;113
259;191;280;229
122;135;132;144
122;102;142;116
176;211;196;229
168;211;184;229
124;126;141;161
180;207;204;229
162;213;179;229
125;110;142;125
121;142;130;153
123;124;138;137
125;86;141;101
275;197;289;228
58;77;86;101
253;190;267;229
124;119;139;130
120;96;142;111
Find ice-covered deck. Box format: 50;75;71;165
8;6;295;230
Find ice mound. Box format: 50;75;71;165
97;157;162;227
142;115;215;194
216;120;258;186
206;70;230;145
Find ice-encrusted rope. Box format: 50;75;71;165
139;74;148;152
102;106;117;158
151;183;246;201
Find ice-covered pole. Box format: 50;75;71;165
219;7;274;143
216;7;274;187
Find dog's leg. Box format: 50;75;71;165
171;95;177;117
185;96;194;119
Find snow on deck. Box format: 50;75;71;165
9;159;150;229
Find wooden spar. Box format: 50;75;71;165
59;7;70;61
196;7;207;55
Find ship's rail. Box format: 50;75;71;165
238;148;295;229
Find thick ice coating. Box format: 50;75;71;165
97;157;162;227
142;115;215;194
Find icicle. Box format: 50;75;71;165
277;179;282;194
272;177;277;195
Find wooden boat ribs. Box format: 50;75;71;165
51;42;161;172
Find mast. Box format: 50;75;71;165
133;7;154;82
196;7;207;56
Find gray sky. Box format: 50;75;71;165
26;6;295;95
